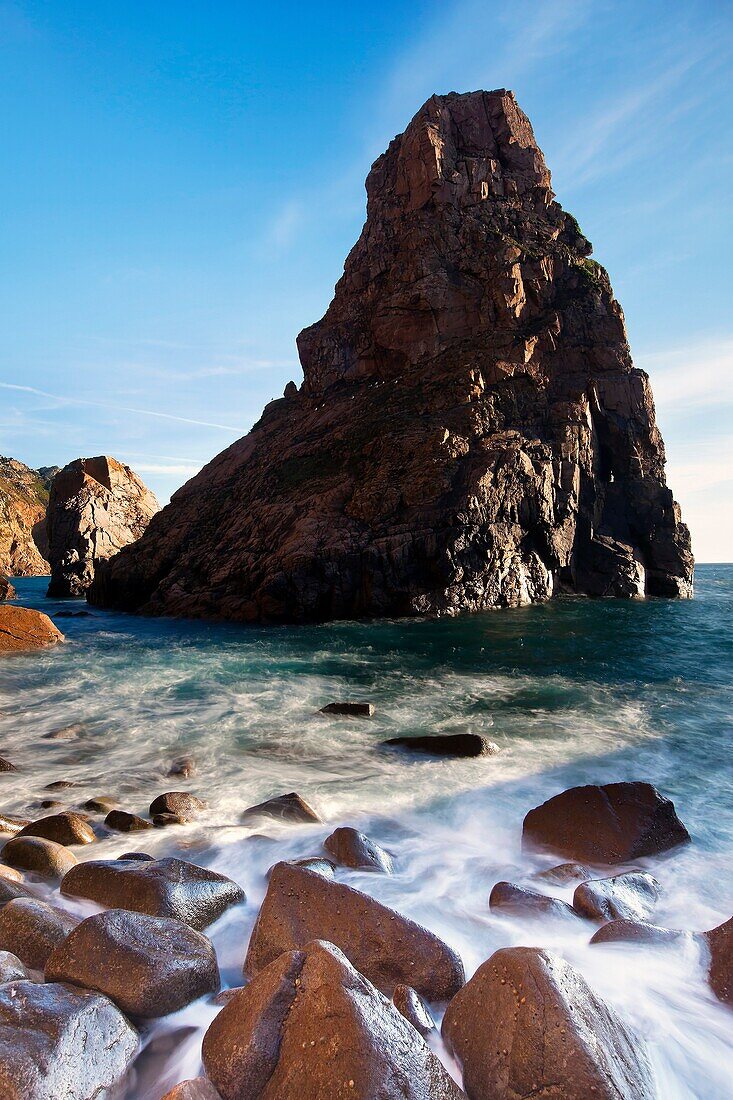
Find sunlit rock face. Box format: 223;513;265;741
89;90;693;623
0;457;57;577
47;457;159;597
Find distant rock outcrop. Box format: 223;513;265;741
46;457;159;597
89;89;692;623
0;457;57;577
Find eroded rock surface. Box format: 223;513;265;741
0;607;64;654
706;916;732;1005
46;455;158;597
0;457;56;578
89;90;692;623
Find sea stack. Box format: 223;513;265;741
47;457;159;597
0;457;57;577
89;90;693;623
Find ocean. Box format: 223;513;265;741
2;565;732;1097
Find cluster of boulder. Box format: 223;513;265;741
0;777;729;1099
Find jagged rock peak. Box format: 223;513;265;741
89;90;693;622
47;456;159;598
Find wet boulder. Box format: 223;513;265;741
442;946;654;1100
82;796;119;813
489;881;578;922
383;733;499;757
149;792;206;820
0;951;30;984
168;755;197;778
320;701;374;717
590;919;692;947
392;984;435;1036
0;813;30;836
532;862;592;886
244;862;464;1001
153;812;187;826
0;606;64;653
522;782;690;864
46;908;220;1019
705;916;732;1005
0;876;39;908
242;792;321;825
324;827;393;872
0;897;79;969
2;835;78;880
271;856;335;878
573;872;661;923
0;760;17;773
161;1080;221;1100
17;812;95;847
0;979;138;1099
203;939;464;1100
61;856;245;931
0;865;22;883
105;808;153;832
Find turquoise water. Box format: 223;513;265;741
2;566;732;1097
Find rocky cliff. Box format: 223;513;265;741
0;457;58;577
89;90;693;622
47;457;159;597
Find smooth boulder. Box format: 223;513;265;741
17;812;95;847
706;916;732;1004
0;897;79;969
161;1080;221;1100
590;920;691;947
533;862;592;886
522;782;690;864
149;792;206;820
0;951;30;984
392;983;435;1036
573;872;661;923
489;881;578;922
105;808;153;832
46;908;220;1018
0;606;64;653
324;827;393;872
2;835;78;880
61;856;245;931
0;979;137;1099
242;792;321;825
442;946;655;1099
383;733;499;757
0;876;39;908
203;939;464;1100
244;862;464;1001
0;813;30;836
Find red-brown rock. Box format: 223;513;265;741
705;916;732;1005
323;827;393;872
242;792;321;825
590;919;692;947
0;896;79;969
244;862;464;1001
18;812;95;847
161;1080;221;1100
0;457;56;578
573;871;661;923
442;946;654;1099
392;983;435;1036
203;940;464;1099
2;835;78;880
489;880;578;922
522;781;690;864
0;607;64;653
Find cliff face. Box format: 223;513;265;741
47;457;159;597
89;90;693;622
0;457;58;577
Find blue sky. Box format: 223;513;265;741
0;0;731;559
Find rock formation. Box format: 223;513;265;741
0;457;57;577
89;90;692;622
0;607;64;654
46;456;159;597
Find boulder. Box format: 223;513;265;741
392;984;435;1036
0;607;64;653
244;862;464;1001
203;939;464;1099
46;908;220;1018
1;835;78;880
0;813;28;835
161;1081;221;1100
522;782;690;864
46;456;159;597
82;796;119;813
0;951;30;984
242;792;321;825
0;979;137;1099
87;92;692;625
149;792;206;820
168;755;197;778
0;760;16;773
320;702;374;717
0;876;39;908
44;779;76;790
17;812;95;847
324;827;393;872
61;856;245;931
573;872;661;923
119;850;154;861
0;897;79;969
489;881;578;922
383;734;499;757
269;857;335;879
442;946;654;1099
705;916;732;1005
532;862;592;885
105;808;153;832
0;865;22;883
154;812;187;826
590;920;691;947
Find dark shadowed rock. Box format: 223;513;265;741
2;835;78;880
0;897;79;969
443;946;654;1099
705;916;733;1005
242;792;321;825
46;908;220;1018
0;876;38;908
168;755;197;778
0;951;30;984
118;850;154;861
154;812;187;826
44;780;76;790
523;782;690;864
244;862;464;1001
150;792;206;820
320;702;374;717
88;92;691;625
573;871;661;923
489;880;579;922
324;827;394;872
270;856;336;879
83;796;119;813
0;577;15;601
0;813;30;836
17;812;95;847
533;861;593;885
0;759;16;773
392;983;435;1036
161;1080;221;1100
0;607;64;653
105;808;153;832
384;733;499;757
204;940;464;1100
61;856;245;931
0;979;138;1099
590;919;693;947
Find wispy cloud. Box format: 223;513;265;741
636;336;733;412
